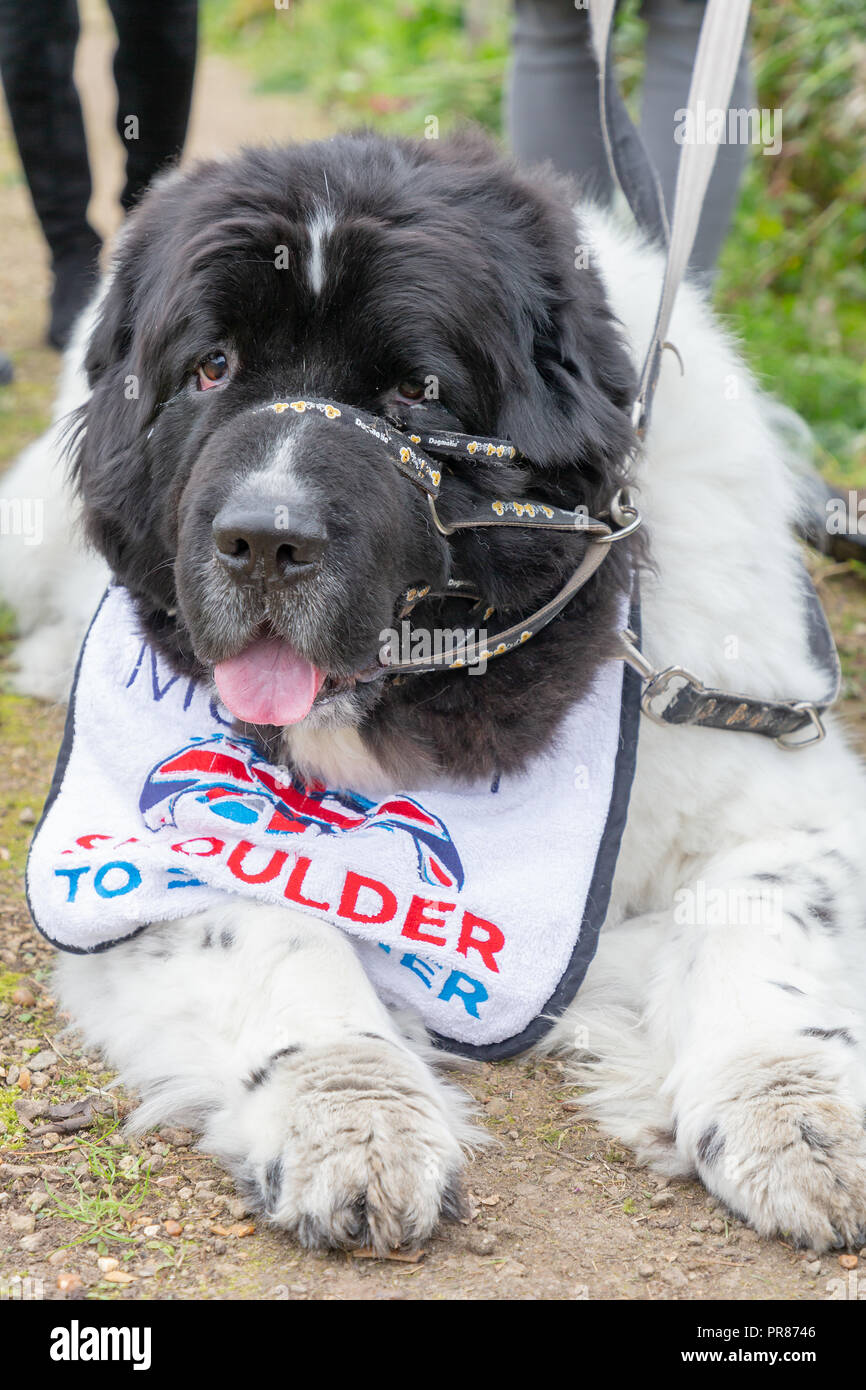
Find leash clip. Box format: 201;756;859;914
620;633;704;724
640;665;704;725
619;630;830;751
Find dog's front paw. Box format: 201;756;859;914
687;1051;866;1252
224;1036;469;1252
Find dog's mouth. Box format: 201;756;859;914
212;628;382;726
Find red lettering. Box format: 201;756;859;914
284;856;329;910
338;872;398;924
457;911;505;974
76;834;112;850
227;840;289;884
401;896;454;948
171;837;225;857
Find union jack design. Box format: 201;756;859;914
139;735;465;890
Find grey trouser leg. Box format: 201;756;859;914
505;0;754;275
640;0;755;274
505;0;616;206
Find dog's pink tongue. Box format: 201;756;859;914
214;638;323;726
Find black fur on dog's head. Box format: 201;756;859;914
72;130;639;783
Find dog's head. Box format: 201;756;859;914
73;131;637;779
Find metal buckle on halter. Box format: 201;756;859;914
599;487;642;544
775;702;827;751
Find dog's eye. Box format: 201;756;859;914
396;380;425;402
196;352;231;391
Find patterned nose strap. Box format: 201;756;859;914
259;398;640;676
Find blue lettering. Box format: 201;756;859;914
438;970;488;1018
399;952;441;989
125;641;146;689
208;696;235;729
149;650;182;702
54;866;91;902
93;861;142;898
166;867;205;889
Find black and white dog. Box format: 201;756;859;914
5;132;866;1253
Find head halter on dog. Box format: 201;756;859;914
142;0;835;747
256;397;640;679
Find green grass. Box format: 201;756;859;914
0;689;53;883
714;0;866;478
44;1133;152;1252
0;966;24;1002
0;346;58;469
202;0;866;483
203;0;510;131
0;1081;27;1149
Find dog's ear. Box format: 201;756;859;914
494;194;637;497
69;206;179;613
497;277;637;492
83;247;137;386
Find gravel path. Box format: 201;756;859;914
1;0;864;1304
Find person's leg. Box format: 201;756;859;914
505;0;616;204
640;0;755;277
0;0;102;348
505;0;753;276
105;0;198;211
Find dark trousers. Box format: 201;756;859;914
0;0;198;263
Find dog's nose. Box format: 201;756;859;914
212;502;328;582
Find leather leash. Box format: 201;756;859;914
588;0;840;748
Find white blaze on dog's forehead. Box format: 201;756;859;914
307;209;335;295
250;431;302;492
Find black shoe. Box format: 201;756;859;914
48;239;102;351
0;352;13;386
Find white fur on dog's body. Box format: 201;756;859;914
0;305;108;701
12;207;866;1250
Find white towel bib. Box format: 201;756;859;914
27;586;639;1058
